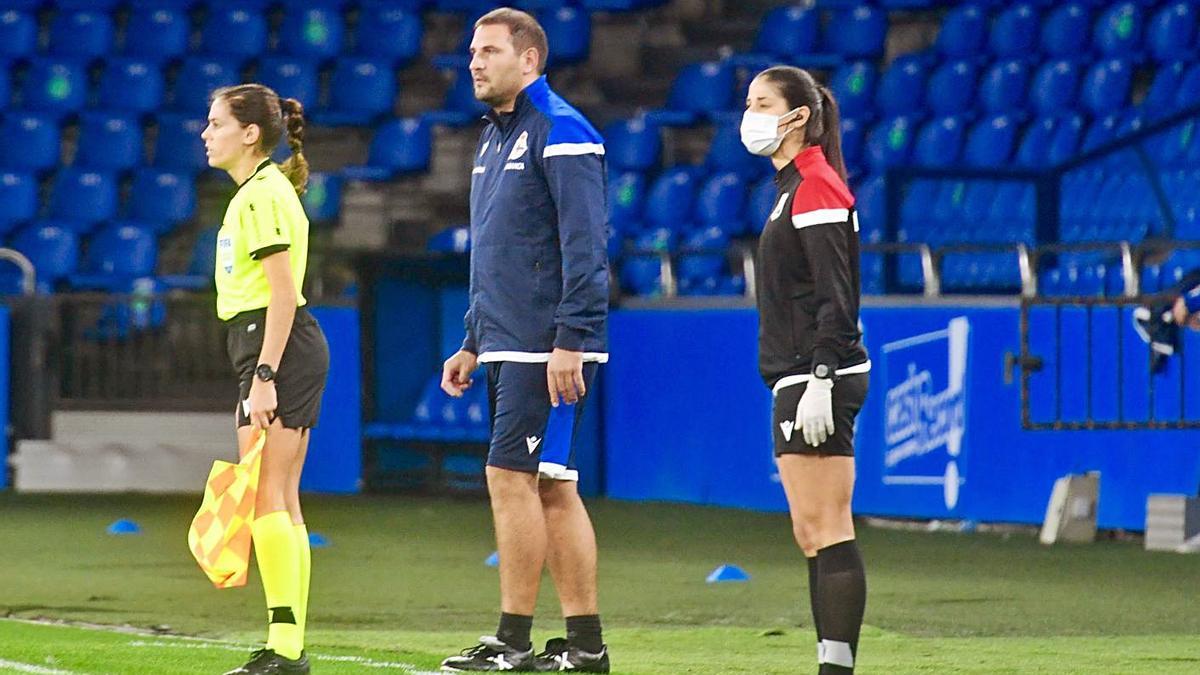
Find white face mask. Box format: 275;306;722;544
740;107;802;156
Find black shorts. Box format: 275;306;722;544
226;307;330;430
771;372;869;457
485;360;599;481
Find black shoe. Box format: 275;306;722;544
223;648;309;674
440;636;536;672
534;638;610;672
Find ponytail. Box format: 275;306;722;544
279;97;309;195
816;85;848;184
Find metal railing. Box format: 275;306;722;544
51;292;233;411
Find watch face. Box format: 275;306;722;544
815;364;830;378
256;364;274;381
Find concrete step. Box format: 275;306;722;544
12;439;235;493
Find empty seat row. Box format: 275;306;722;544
0;166;194;234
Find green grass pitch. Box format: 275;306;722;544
2;493;1199;673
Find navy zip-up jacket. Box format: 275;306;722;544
463;75;609;363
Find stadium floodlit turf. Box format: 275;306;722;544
2;493;1200;674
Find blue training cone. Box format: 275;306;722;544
484;551;500;567
107;519;141;535
309;532;330;548
706;564;750;583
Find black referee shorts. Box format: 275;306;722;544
771;373;869;457
226;307;330;430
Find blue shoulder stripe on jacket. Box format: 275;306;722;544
524;76;605;157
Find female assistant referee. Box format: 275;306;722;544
743;66;871;675
202;83;329;675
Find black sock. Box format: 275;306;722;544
496;612;533;651
806;556;821;639
565;614;604;653
815;540;866;675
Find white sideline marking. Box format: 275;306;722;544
126;640;432;671
0;659;81;675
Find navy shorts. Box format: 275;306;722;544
485;361;599;481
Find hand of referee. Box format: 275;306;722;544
247;379;277;430
441;349;478;398
547;348;585;407
796;378;835;447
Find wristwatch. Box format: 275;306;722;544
255;363;276;383
813;363;832;380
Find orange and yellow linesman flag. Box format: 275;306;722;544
188;433;265;589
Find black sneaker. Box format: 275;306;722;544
440;636;536;672
223;648;309;674
534;638;610;672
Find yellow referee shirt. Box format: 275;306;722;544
215;160;309;321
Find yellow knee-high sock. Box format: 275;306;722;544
251;511;303;660
294;523;311;640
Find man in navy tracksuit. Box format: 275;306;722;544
439;8;610;673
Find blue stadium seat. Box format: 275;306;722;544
199;8;267;61
342;117;432;180
620;256;664;296
854;174;885;244
301;171;342;224
129;168;196;225
21;57;88;118
964;115;1017;167
1081;59;1132;115
825;4;886;58
990;3;1039;58
644;167;700;229
706;123;770;182
1015;116;1056;168
541;6;590;65
1081;113;1119;152
898;179;939;239
50;169;118;225
48;10;114;61
0;112;59;173
74;223;157;285
427;225;471;253
0;171;36;234
876;55;927;116
122;7;189;63
153;113;208;174
607;171;645;234
926;60;976;115
0;10;36;59
695;172;748;236
1093;2;1143;57
604;118;660;173
1029;60;1080;115
10;222;80;290
1148;2;1196;62
979;59;1029;113
172;57;240;113
865;116;915;171
0;63;11;111
160;225;219;290
1175;63;1200;109
607;226;623;261
936;3;986;58
424;68;489;127
355;5;423;66
208;0;273;8
841;117;865;171
128;0;201;7
313;57;396;126
829;61;877;120
748;176;778;235
1141;60;1185;119
664;61;734;120
631;226;676;253
76;111;143;172
677;226;729;283
752;5;818;60
257;57;320;112
1041;2;1091;58
279;7;344;61
99;58;166;114
912;116;964;167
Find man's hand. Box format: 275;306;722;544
547;348;585;407
796;378;835;447
441;350;478;397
